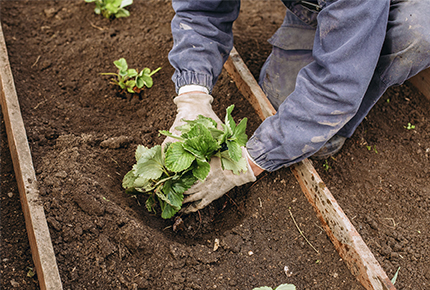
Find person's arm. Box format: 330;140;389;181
248;0;391;171
169;0;240;94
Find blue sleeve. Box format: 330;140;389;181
247;0;390;171
168;0;240;93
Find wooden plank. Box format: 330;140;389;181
223;46;395;290
0;25;63;290
224;47;277;119
409;68;430;101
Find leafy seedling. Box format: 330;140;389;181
85;0;133;19
323;159;331;171
404;123;415;130
366;145;378;154
101;58;161;94
123;105;249;219
27;267;36;278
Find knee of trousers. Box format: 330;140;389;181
379;2;430;85
260;48;314;110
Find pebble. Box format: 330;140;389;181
7;192;13;198
54;170;68;179
10;279;20;288
100;136;132;149
46;217;62;231
213;239;220;251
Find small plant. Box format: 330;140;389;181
27;267;35;278
253;284;296;290
101;58;161;94
323;159;331;171
366;145;378;154
404;122;415;130
85;0;133;19
391;267;401;285
122;105;249;219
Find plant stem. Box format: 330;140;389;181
288;209;319;254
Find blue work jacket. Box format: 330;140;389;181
169;0;390;171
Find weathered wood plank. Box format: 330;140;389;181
224;47;277;119
0;25;63;290
223;46;395;290
409;68;430;101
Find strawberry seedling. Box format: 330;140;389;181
122;105;248;219
85;0;133;19
101;58;161;95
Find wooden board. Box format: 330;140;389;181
224;47;395;290
409;68;430;101
0;25;63;290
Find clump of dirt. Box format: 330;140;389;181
1;1;429;289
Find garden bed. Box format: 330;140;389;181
1;1;429;289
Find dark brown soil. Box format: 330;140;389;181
1;1;429;289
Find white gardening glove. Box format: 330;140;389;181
182;147;256;213
162;92;223;146
163;91;257;213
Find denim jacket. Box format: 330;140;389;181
169;0;391;171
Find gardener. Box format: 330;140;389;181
166;0;430;212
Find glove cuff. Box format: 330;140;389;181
178;85;209;95
174;92;213;108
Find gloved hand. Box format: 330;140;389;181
162;92;223;146
182;147;257;213
163;91;257;213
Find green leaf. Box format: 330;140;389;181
391;267;400;285
224;104;236;135
175;116;224;141
125;79;136;90
164;180;183;209
120;0;133;8
132;176;152;190
135;76;144;88
122;170;138;189
158;130;185;142
155;188;174;207
183;130;219;161
134;145;164;179
113;0;123;7
127;68;138;77
226;140;242;162
161;203;178;219
141;75;153;88
231;117;248;146
114;58;128;72
192;159;211;181
171;171;197;193
135;144;147;161
220;150;248;175
165;142;195;172
275;284;296;290
252;287;273;290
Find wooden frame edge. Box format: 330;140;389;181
224;47;395;290
0;24;63;290
409;68;430;102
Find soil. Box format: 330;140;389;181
1;1;429;289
